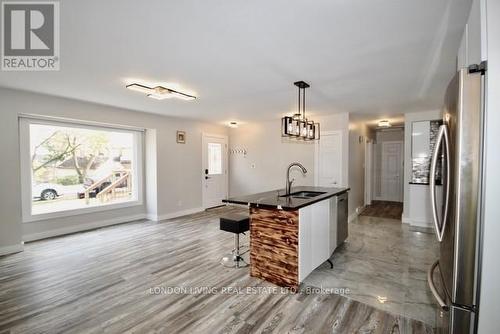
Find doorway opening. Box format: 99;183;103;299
364;127;404;220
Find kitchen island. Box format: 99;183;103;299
223;186;349;289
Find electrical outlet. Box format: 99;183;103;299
250;163;256;169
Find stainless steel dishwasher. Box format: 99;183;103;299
336;192;348;245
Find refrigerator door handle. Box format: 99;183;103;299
430;124;450;242
428;260;478;313
428;259;449;311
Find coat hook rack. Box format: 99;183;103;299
230;147;247;156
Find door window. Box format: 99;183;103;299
207;143;222;175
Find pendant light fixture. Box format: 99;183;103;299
281;81;320;140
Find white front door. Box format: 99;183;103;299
315;131;343;187
381;141;403;202
202;134;228;208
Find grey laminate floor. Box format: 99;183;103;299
0;207;434;334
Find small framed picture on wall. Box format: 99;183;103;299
176;131;186;144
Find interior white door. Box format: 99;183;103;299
381;141;403;202
202;134;228;208
315;131;343;187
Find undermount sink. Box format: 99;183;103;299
280;191;326;199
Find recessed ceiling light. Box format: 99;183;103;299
378;120;391;128
126;82;196;101
377;296;388;304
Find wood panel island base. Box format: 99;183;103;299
224;186;349;290
250;208;300;288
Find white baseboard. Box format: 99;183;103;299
152;207;205;222
23;206;207;241
409;218;432;228
23;213;147;242
402;216;432;228
0;243;24;256
146;213;159;221
348;206;364;223
225;203;248;209
401;215;411;224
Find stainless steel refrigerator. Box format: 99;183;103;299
427;62;487;334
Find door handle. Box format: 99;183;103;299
205;176;211;180
430;125;450;242
427;260;448;311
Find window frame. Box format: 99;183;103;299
19;116;144;223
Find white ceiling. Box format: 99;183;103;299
0;0;472;124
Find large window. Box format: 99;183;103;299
20;117;143;221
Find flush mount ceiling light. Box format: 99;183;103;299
378;120;391;128
126;83;196;101
228;121;238;128
281;81;320;141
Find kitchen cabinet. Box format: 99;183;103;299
298;194;348;282
225;186;349;289
457;0;486;70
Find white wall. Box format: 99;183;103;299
145;129;158;220
402;110;442;227
0;88;227;251
0;94;23;255
228;113;349;197
347;117;374;219
478;0;500;332
228;120;315;196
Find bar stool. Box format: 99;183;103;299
219;214;249;268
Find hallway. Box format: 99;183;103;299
360;200;404;220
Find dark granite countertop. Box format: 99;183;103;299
223;186;350;210
409;182;442;186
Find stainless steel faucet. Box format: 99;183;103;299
286;162;308;195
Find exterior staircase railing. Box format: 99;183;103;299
84;170;131;204
96;172;131;202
